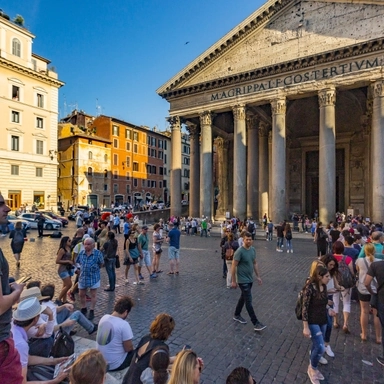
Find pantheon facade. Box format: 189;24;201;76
157;0;384;224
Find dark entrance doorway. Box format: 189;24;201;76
305;149;345;218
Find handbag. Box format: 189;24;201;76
115;255;121;269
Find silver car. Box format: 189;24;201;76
18;213;62;230
7;215;31;231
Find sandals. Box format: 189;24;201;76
156;270;163;274
343;325;350;334
175;271;179;275
167;272;174;275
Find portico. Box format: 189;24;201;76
158;0;384;223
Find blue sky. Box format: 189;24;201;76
2;0;265;129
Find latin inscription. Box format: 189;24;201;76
211;58;379;101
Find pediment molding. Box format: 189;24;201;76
159;37;384;100
32;132;48;139
6;127;25;134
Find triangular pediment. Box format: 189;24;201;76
6;127;25;134
157;0;384;97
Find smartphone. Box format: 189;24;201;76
184;344;192;350
15;276;31;284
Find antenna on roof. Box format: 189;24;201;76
96;98;102;116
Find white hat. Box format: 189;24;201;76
20;287;50;302
13;297;46;321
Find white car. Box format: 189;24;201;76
7;215;31;231
18;213;62;230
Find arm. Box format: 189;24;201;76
302;284;311;338
364;274;374;295
137;238;143;257
348;260;355;276
231;260;239;288
123;339;134;353
24;357;68;384
55;248;72;266
0;281;24;316
253;260;262;285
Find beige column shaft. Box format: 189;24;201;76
187;123;200;218
233;104;247;219
271;98;286;223
258;122;269;221
371;81;384;222
318;88;336;224
199;111;213;219
169;116;182;217
247;114;259;220
214;137;228;217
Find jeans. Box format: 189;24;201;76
28;336;54;357
268;231;273;241
57;307;94;333
324;295;333;343
234;283;258;325
277;237;283;249
377;299;384;356
105;258;116;290
308;324;327;369
223;258;228;276
286;239;292;252
200;229;207;237
37;225;44;237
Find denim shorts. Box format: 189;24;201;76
59;270;74;279
168;246;180;260
78;280;100;290
139;250;151;267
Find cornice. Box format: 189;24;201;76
157;0;292;95
159;37;384;100
0;57;64;88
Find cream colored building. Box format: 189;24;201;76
0;15;64;211
158;0;384;223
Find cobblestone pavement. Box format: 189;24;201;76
2;224;384;383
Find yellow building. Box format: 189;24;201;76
58;113;112;210
0;13;64;211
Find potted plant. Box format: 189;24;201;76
14;14;24;26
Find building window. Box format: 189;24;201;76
37;93;44;108
113;139;118;148
126;172;130;181
163;180;167;188
112;125;119;136
126;142;131;151
104;154;108;162
159;167;163;175
164;154;167;164
104;169;108;178
113;154;118;166
133;132;138;141
11;165;19;175
36;117;43;128
88;183;92;190
151;149;157;157
125;129;131;139
11;110;20;123
11;136;19;151
12;85;20;101
151;181;156;188
159;181;163;189
152;166;157;174
88;151;93;160
104;184;108;191
36;140;44;155
12;38;21;57
133;178;138;187
142;179;146;187
126;184;130;193
183;157;190;165
158;151;163;159
36;168;43;177
113;170;118;179
113;184;118;194
148;147;151;156
151;137;156;146
126;157;130;167
133;162;138;172
87;167;93;176
133;144;138;153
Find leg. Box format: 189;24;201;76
70;310;95;334
333;291;340;327
133;263;140;283
89;288;97;310
376;300;384;356
372;308;382;344
168;247;175;273
58;276;72;303
174;251;180;273
360;300;370;340
239;283;258;325
234;287;245;317
309;323;327;370
226;261;232;287
125;265;130;280
223;258;228;277
152;252;158;273
79;288;87;310
341;288;351;331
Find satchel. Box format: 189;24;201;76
115;255;121;269
50;327;74;358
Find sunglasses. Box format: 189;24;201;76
0;201;4;206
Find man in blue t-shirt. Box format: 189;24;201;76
166;222;181;275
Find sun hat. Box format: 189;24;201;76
13;297;46;321
20;287;50;302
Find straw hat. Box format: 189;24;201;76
20;287;50;302
13;297;46;321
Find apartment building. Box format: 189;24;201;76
0;13;64;210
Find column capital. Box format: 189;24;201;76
232;104;246;120
372;80;384;98
246;113;258;130
199;111;212;126
318;88;336;107
185;121;199;136
271;98;286;115
258;121;270;137
167;116;181;131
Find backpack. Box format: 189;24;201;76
50;327;74;358
13;229;25;244
267;223;273;231
247;222;255;233
295;281;309;320
285;230;292;240
337;256;355;289
225;246;234;261
50;231;62;239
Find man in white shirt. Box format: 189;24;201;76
96;296;134;371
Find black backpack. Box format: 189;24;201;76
247;222;255;233
337;256;355;289
50;327;74;358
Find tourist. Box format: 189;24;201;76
152;223;164;274
140;346;170;384
55;236;74;304
231;232;266;331
302;265;334;384
124;230;142;285
314;222;328;257
275;222;284;252
9;221;25;268
102;231;118;291
168;349;204;384
356;243;382;343
96;296;135;371
284;223;293;253
166;222;181;275
76;237;104;320
223;232;239;289
226;366;256;384
69;349;107;384
138;226;157;280
36;212;45;238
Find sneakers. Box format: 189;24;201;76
125;279;129;283
254;321;267;331
88;310;95;320
319;356;328;365
325;345;335;358
287;250;289;253
88;324;98;335
81;307;87;315
150;273;157;278
307;365;320;384
377;356;384;367
233;315;247;324
139;274;144;280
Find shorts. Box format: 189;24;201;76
153;248;163;255
59;270;74;279
0;338;23;384
168;246;180;260
139;250;151;267
123;257;139;266
78;280;100;290
358;291;371;302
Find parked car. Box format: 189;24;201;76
38;211;68;227
18;213;62;230
7;215;31;231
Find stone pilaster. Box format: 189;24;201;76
215;137;229;218
271;98;286;223
247;113;259;220
168;116;182;217
199;111;213;219
318;88;336;224
186;122;200;218
371;80;384;222
258;121;269;222
232;104;247;219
